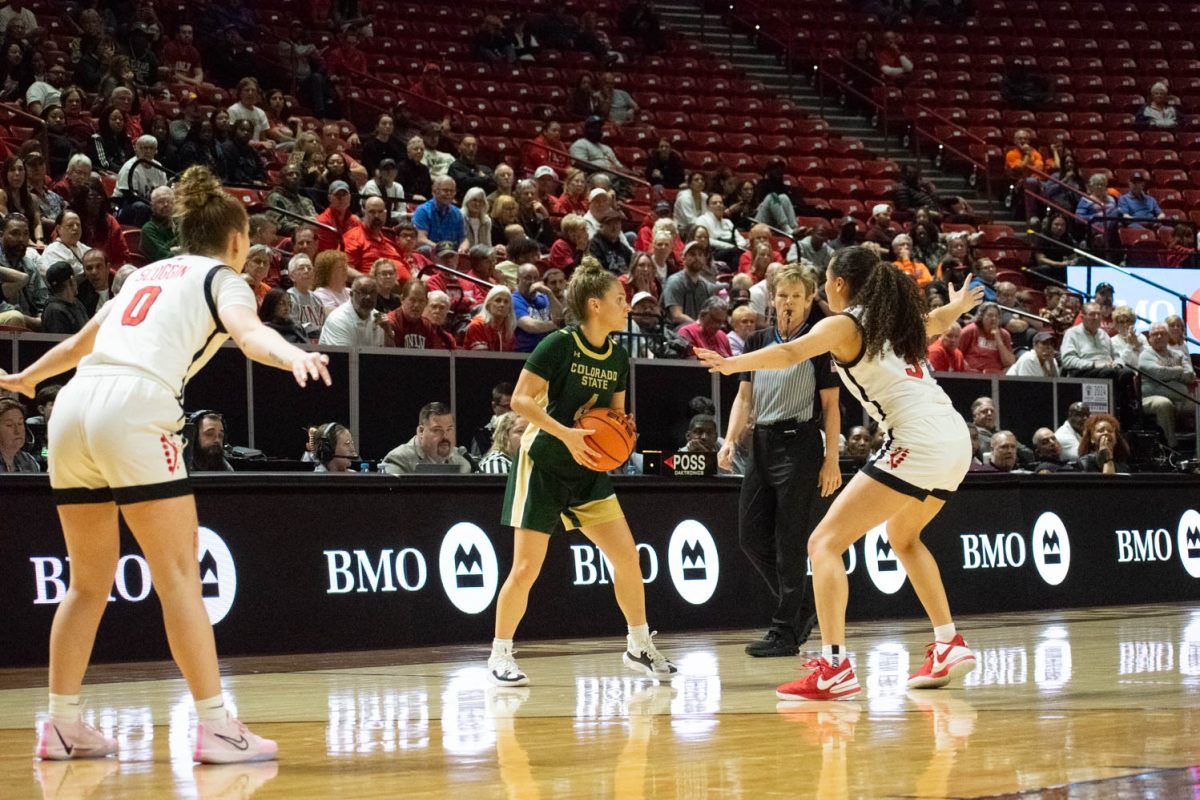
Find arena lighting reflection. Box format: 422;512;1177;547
864;642;910;713
668;651;720;737
1181;613;1200;677
440;667;496;755
326;685;431;755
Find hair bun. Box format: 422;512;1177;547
173;165;224;216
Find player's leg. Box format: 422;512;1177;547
777;472;918;701
120;496;276;763
37;502;122;760
886;497;977;689
489;528;550;687
579;516;677;678
494;528;552;640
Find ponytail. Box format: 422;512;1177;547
829;245;928;364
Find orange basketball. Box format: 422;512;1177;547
576;408;637;471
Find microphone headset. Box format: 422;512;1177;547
314;422;356;465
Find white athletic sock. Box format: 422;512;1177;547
48;693;80;724
627;624;650;649
492;638;514;657
822;644;843;667
195;695;227;725
934;623;957;643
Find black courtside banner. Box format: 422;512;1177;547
2;473;1199;667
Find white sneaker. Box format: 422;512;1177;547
623;632;678;679
34;718;118;760
488;651;529;687
193;713;278;764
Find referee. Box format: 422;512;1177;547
717;264;843;657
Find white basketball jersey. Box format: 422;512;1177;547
81;255;257;398
833;307;956;430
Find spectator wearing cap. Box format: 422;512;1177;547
864;204;899;254
927;322;966;372
40;261;88;334
550;213;589;274
267;163;318;235
513;262;563;352
588;210;635;274
678;297;731;358
430;243;496;309
645;138;685;188
635;200;673;251
1138;82;1179;129
345;196;411;277
532;166;559;206
362;158;407;224
413;176;464;251
737;224;783;280
315;180;361;253
582;186;613;237
663;241;717;327
569;116;625;173
140;186;177;263
447;135;496;198
1007;331;1059;377
1116;172;1165;228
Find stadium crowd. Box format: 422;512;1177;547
0;0;1194;475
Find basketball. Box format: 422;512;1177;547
576;408;637;471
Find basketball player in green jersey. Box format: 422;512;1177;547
488;261;678;687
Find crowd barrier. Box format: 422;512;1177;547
2;334;1112;460
3;472;1199;667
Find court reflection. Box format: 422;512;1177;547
325;684;430;755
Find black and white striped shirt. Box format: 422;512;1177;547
479;450;512;475
738;308;838;426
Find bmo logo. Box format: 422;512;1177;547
864;524;907;595
961;532;1027;570
30;526;238;625
667;520;719;605
1032;512;1071;587
438;522;498;614
1115;528;1173;564
1178;509;1200;579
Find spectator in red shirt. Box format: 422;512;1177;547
737;224;781;277
422;289;458;349
76;176;128;265
876;31;913;80
344;196;410;276
526;121;571;175
634;201;673;251
927;321;966;372
160;22;204;85
409;63;448;104
386;279;444;349
678;297;731;357
548;213;588;274
958;302;1016;373
532;165;560;207
325;26;367;81
552;168;589;216
315;180;360;253
430;243;497;310
463;284;516;351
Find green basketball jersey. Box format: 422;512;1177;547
520;325;630;474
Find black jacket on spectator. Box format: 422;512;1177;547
45;131;74;178
518;208;556;249
176;134;222;174
219;140;267;186
41;297;89;334
76;280;108;317
360;135;405;177
645;150;684;188
87;132;134;173
448;159;497;197
588;234;634;275
74;50;106;92
396;158;432;202
266;319;310;343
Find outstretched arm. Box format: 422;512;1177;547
926;274;985;337
698;314;859;375
220;304;332;388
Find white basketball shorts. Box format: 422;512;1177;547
862;412;972;500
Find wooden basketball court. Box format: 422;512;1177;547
3;603;1198;798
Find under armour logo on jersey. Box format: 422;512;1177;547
160;435;180;474
886;447;910;470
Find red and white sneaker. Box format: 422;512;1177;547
34;718;118;760
907;634;977;689
776;658;861;701
193;713;278;764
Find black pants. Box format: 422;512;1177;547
1061;366;1141;429
738;421;826;632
